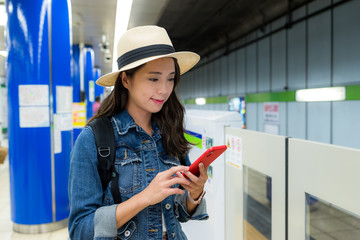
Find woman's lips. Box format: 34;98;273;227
151;98;165;104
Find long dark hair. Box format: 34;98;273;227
89;58;190;163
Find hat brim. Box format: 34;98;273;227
96;51;200;87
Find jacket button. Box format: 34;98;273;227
124;230;131;237
165;203;171;210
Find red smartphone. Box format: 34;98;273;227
187;145;227;177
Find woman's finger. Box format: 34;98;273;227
168;176;191;187
198;163;208;179
166;188;185;196
180;184;192;192
183;170;198;182
164;165;189;178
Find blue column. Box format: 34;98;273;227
94;67;104;100
83;47;95;120
72;45;81;103
72;44;83;143
6;0;72;232
51;0;72;223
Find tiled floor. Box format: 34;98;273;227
243;165;360;240
308;195;360;240
244;166;271;240
0;140;69;240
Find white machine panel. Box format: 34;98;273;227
182;110;242;240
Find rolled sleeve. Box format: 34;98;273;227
174;192;209;222
94;205;118;238
174;153;209;222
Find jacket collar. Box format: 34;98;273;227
112;109;161;140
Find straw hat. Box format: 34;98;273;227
96;25;200;86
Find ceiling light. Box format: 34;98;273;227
112;0;133;71
0;4;7;26
296;86;346;102
195;98;206;105
0;50;7;57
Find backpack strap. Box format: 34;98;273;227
88;117;122;204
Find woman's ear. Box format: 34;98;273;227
121;72;129;89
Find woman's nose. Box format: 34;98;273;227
158;81;172;94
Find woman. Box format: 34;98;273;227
68;25;208;240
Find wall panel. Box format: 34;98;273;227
333;1;360;85
246;43;257;93
307;102;331;143
245;103;257;131
236;48;246;95
192;69;198;97
257;102;264;132
287;102;306;139
221;56;228;96
308;0;331;14
180;74;187;99
271;30;286;92
279;102;287;136
203;63;210;97
333;101;360;149
258;38;270;92
215;60;221;97
308;12;331;88
228;51;236;96
288;22;306;90
209;61;216;97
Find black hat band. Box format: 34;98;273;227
117;44;175;70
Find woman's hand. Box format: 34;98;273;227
177;163;208;200
141;165;191;206
115;165;191;229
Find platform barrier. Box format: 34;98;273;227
221;127;360;240
288;139;360;240
225;128;286;240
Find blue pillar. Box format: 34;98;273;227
84;47;95;120
6;0;72;232
94;67;104;100
72;45;81;103
72;44;83;143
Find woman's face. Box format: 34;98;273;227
122;57;175;116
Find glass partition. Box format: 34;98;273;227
243;166;272;240
306;193;360;239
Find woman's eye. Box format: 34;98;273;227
149;78;158;82
168;78;175;81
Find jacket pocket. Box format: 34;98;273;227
159;153;181;170
115;146;142;195
117;220;136;240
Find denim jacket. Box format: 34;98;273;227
68;110;208;240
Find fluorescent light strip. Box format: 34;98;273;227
195;98;206;105
0;50;7;57
0;4;7;26
296;86;346;102
112;0;133;72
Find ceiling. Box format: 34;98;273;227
0;0;314;78
71;0;117;75
72;0;311;76
156;0;310;56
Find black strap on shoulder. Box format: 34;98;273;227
88;117;122;204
